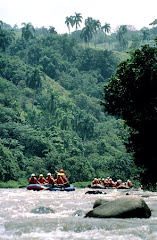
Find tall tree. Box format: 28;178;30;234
73;12;83;31
92;19;101;47
103;45;157;190
65;16;74;34
149;19;157;27
26;66;43;109
80;25;93;47
0;24;15;51
80;17;97;47
21;22;35;63
101;22;111;48
141;28;150;43
21;22;35;43
116;25;128;50
102;22;111;34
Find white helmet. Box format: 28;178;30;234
31;173;35;177
47;173;51;176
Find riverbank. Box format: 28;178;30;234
0;179;28;188
0;180;91;189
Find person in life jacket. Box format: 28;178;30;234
55;169;67;178
108;178;116;187
91;178;99;186
46;173;56;187
55;173;70;187
116;179;123;187
101;178;107;187
38;174;48;185
127;179;134;188
29;174;39;184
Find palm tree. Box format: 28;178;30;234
92;19;101;47
81;17;95;47
102;23;111;34
65;16;74;34
119;25;127;34
149;19;157;27
21;22;35;63
21;22;35;42
77;115;95;142
73;12;83;31
26;67;42;90
26;66;43;109
84;17;101;47
101;23;111;48
116;25;128;51
80;25;93;47
141;28;150;43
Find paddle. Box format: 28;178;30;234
19;185;26;188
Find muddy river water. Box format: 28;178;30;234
0;188;157;240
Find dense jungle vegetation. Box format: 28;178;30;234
0;16;157;188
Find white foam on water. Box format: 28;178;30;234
0;188;157;240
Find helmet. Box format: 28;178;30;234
39;174;43;177
47;173;51;176
31;173;35;177
60;173;64;176
60;169;64;173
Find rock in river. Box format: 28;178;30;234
85;195;151;218
31;206;55;214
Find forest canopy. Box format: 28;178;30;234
0;18;157;188
103;42;157;190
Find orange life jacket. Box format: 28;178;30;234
56;176;64;184
92;180;98;185
46;176;54;184
38;177;46;184
29;177;38;184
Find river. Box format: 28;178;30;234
0;187;157;240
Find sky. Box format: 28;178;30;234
0;0;157;33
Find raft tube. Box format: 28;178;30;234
48;184;75;191
27;184;47;191
90;184;116;189
27;184;75;191
90;184;105;189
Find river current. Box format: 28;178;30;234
0;187;157;240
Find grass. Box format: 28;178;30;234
0;178;28;188
73;181;91;188
0;179;91;189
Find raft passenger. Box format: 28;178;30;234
29;174;39;184
46;173;56;187
55;173;70;187
38;174;48;185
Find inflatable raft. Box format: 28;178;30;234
27;184;47;191
48;184;75;191
89;184;115;189
27;184;75;191
89;184;131;190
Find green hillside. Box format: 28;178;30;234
0;22;136;186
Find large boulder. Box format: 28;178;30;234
93;199;111;208
85;195;151;218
